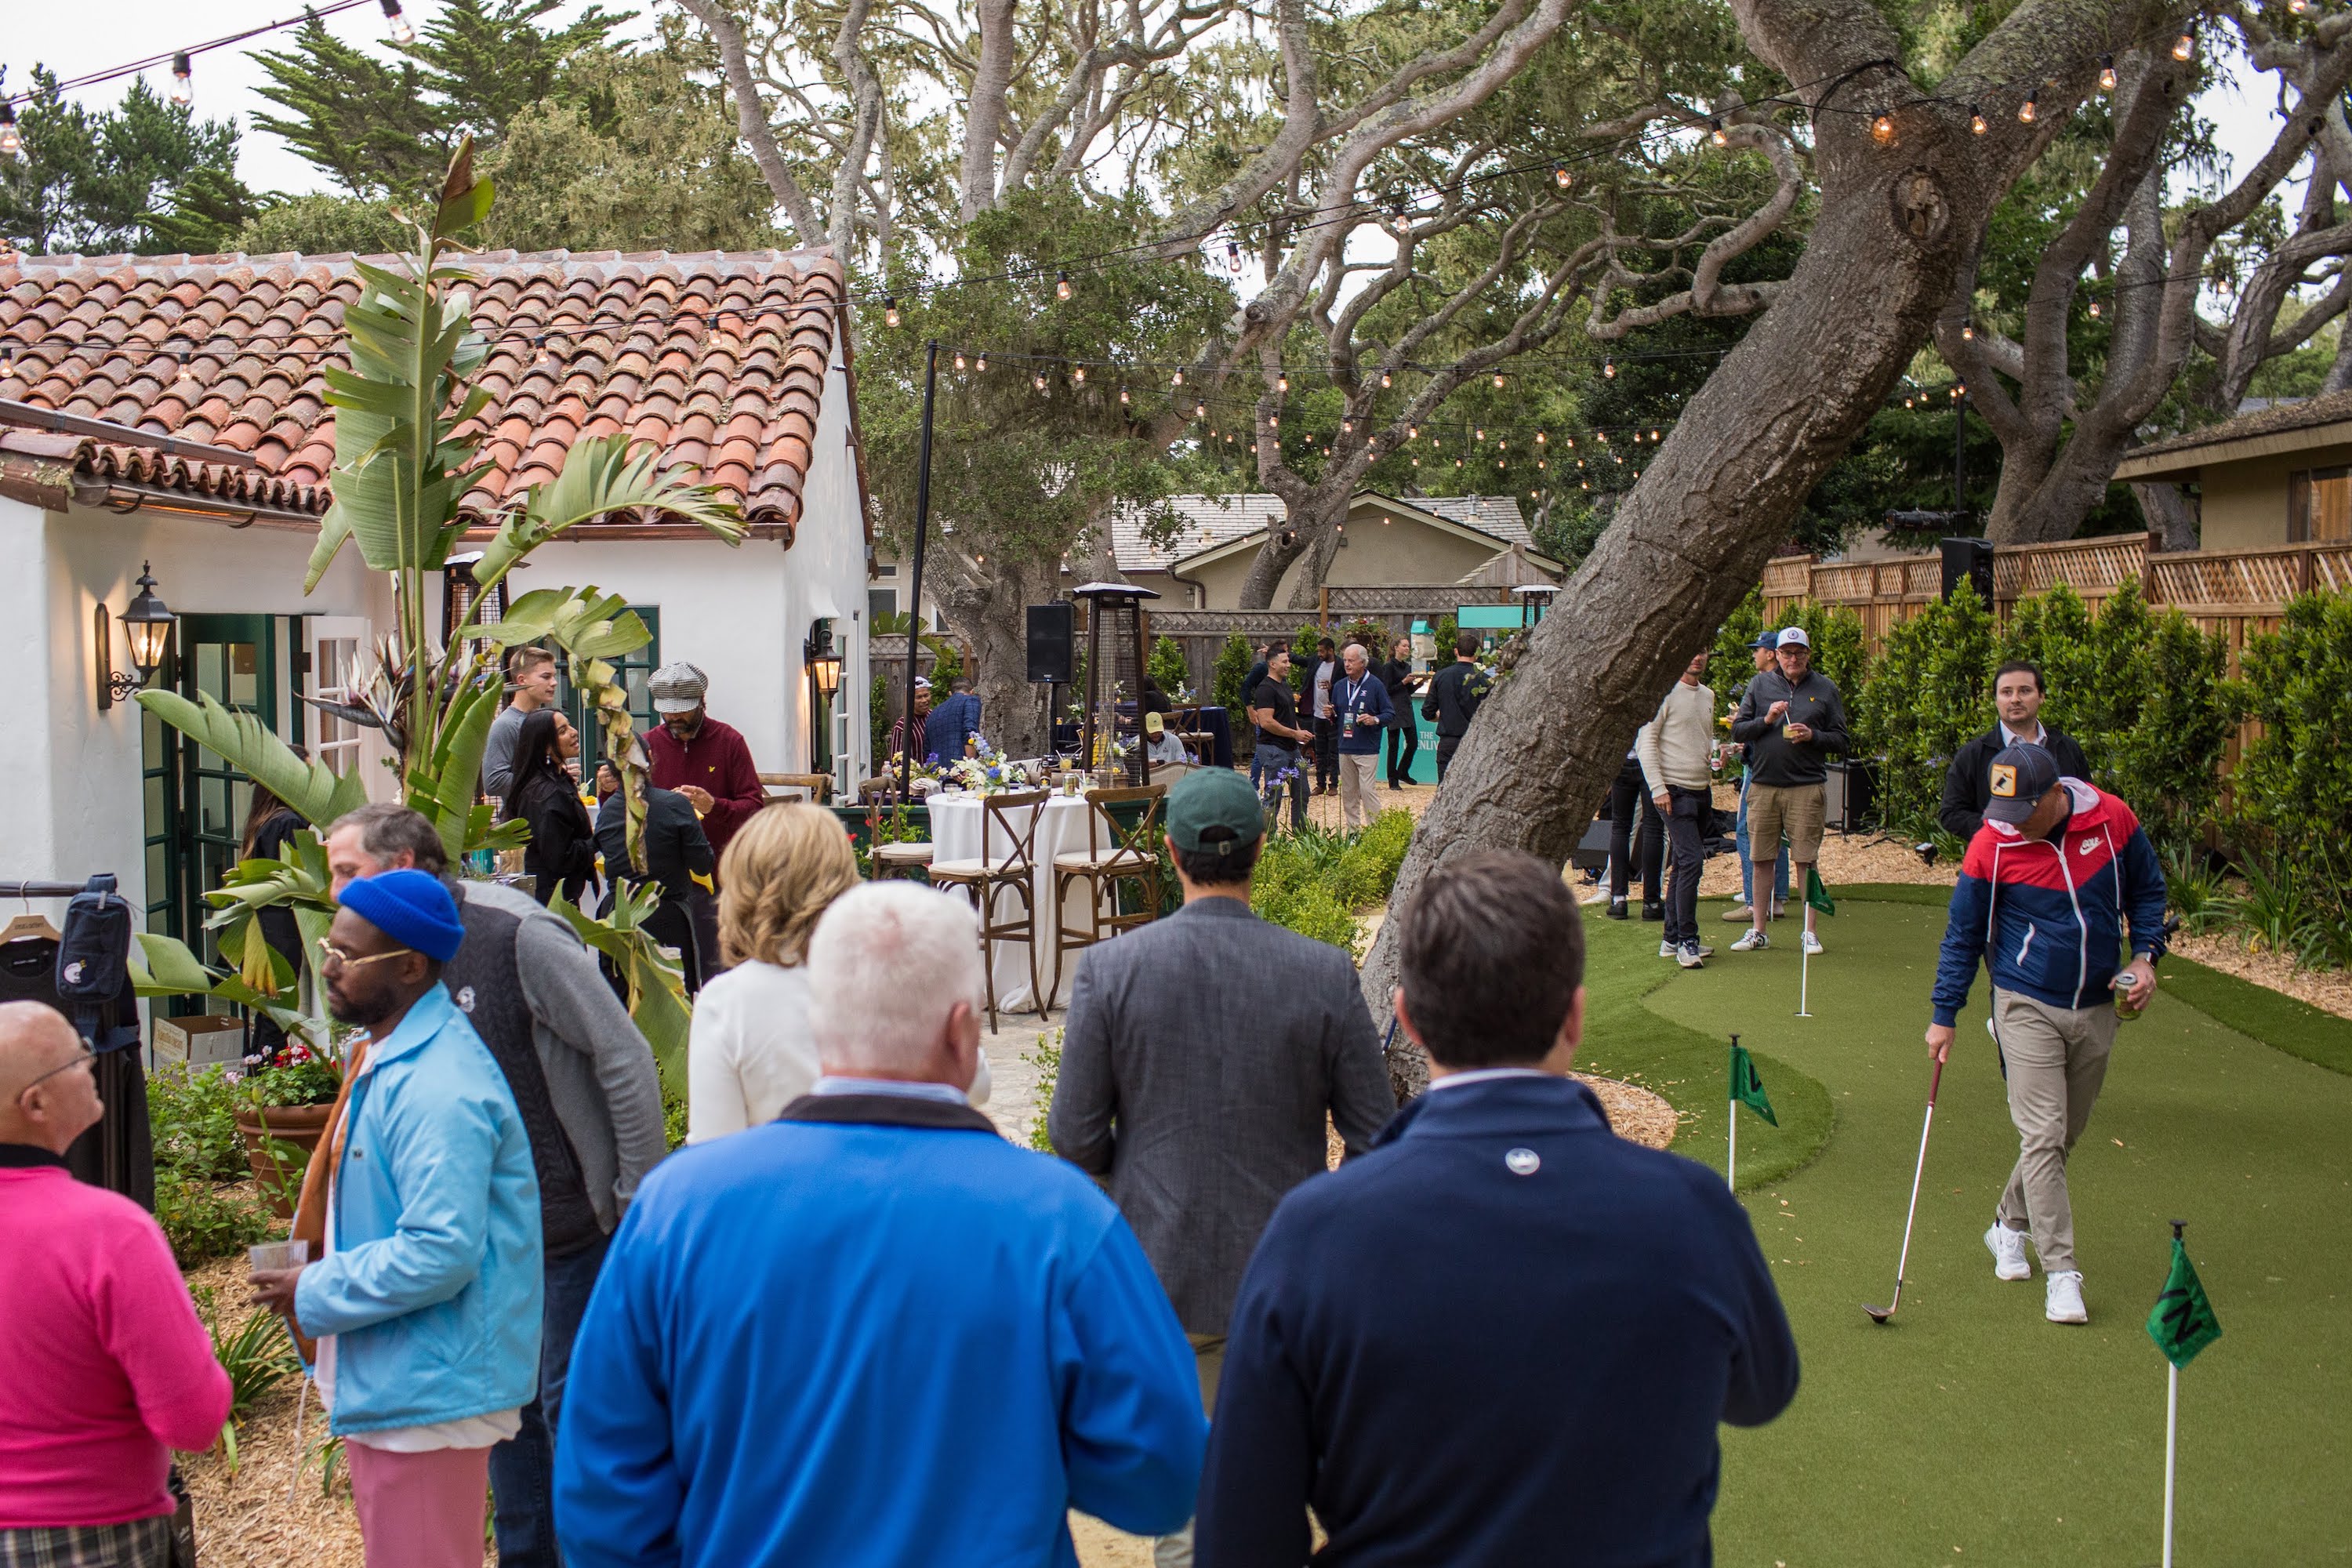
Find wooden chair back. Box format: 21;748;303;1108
760;772;833;803
1081;784;1166;871
979;789;1051;872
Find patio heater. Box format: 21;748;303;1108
1072;582;1160;785
1512;582;1560;627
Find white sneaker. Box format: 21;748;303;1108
2045;1270;2088;1324
1730;928;1770;953
1985;1222;2031;1281
1801;929;1824;956
1660;940;1678;959
1677;942;1707;969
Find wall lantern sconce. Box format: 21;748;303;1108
805;630;844;700
96;562;175;710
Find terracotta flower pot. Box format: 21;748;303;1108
235;1102;336;1219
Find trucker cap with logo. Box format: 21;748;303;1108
1983;741;2062;826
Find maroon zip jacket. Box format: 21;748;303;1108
644;716;765;861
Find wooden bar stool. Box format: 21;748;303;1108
1044;784;1167;1012
870;840;935;881
924;789;1047;1031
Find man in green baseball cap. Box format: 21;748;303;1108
1049;765;1394;1565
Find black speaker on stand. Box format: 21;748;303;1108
1027;603;1075;755
1939;537;1994;604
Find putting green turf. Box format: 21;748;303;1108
1578;893;2352;1566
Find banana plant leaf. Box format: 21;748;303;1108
547;887;691;1098
128;934;312;1042
133;691;368;828
409;673;505;864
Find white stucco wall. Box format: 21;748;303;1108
535;350;870;782
0;495;387;922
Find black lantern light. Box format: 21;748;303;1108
97;561;175;710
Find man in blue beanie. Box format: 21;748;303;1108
249;869;543;1568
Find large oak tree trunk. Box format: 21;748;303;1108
935;556;1059;758
1362;85;2013;1098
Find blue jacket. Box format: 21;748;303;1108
1931;779;2168;1025
923;691;983;764
1196;1074;1798;1568
1330;672;1394;755
295;982;544;1436
554;1094;1207;1568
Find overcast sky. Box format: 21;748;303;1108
2;2;2290;215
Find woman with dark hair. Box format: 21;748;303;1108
506;709;597;907
239;760;309;1063
1373;635;1425;790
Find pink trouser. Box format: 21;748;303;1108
346;1441;492;1568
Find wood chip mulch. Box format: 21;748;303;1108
2169;931;2352;1022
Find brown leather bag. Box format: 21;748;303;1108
284;1036;367;1364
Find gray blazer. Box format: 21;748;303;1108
1048;896;1395;1334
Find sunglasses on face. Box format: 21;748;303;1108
316;938;416;974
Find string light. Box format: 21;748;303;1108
1970;104;1989;136
1072;365;1085;383
2098;54;2117;91
2291;0;2313;13
975;354;987;372
1055;270;1073;301
1709;118;1729;146
1603;358;1617;378
2018;93;2037;124
1493;372;1505;388
1341;419;1353;433
1408;426;1418;439
1267;414;1279;428
953;351;966;370
1195;401;1207;418
0;104;18;159
1554;165;1573;189
531;335;552;369
1277;372;1290;392
169;53;194;107
1952;382;1967;398
1961;321;1974;340
1476;427;1486;441
1034;372;1047;391
2172;27;2194;60
884;296;901;328
380;0;416;43
1171;368;1183;386
1380;370;1392;388
1120;385;1130;405
2087;299;2102;318
1872;112;1896;144
1391;202;1412;235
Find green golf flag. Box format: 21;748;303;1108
1730;1041;1777;1126
1805;865;1836;916
2147;1237;2223;1369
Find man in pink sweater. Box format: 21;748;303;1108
0;1001;230;1565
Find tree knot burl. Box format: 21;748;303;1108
1888;166;1951;248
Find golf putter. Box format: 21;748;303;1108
1864;1054;1946;1324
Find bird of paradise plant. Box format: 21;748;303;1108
129;139;742;1075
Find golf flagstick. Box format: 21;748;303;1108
1726;1083;1737;1191
2151;1217;2223;1568
2162;1358;2179;1568
1796;939;1811;1017
1864;1054;1946;1323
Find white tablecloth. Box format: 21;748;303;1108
927;791;1105;1013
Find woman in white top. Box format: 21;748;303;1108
687;803;989;1142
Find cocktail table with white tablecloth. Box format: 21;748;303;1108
924;790;1101;1013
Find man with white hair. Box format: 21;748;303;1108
1;1003;230;1566
554;883;1207;1566
1330;643;1395;832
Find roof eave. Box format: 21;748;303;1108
2115;419;2352;481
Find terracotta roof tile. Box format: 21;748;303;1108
0;247;847;533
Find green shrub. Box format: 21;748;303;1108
1851;582;1998;837
2233;590;2352;869
1022;1028;1064;1152
1777;601;1871;702
150;1065;252;1183
1148;636;1190;697
1253;878;1361;955
156;1172;276;1267
1328;811;1414;906
1288;622;1326;691
1213;631;1255;712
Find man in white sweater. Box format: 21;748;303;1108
1636;651;1717;969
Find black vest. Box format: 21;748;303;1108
448;890;603;1257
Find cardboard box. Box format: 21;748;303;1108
152;1014;246;1075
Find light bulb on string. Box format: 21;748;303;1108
2087;299;2102;318
1872;112;1896;145
1380;370;1392;388
1650;429;1660;441
1072;365;1085;383
1196;401;1207;419
884;296;900;328
953;351;967;371
0;103;19;159
2292;0;2313;13
1391;202;1412;235
1537;459;1546;470
1055;270;1072;301
1034;372;1047;392
1493;372;1505;388
169;53;193;107
975;354;987;372
1476;428;1486;442
2018;93;2037;124
1535;430;1546;445
1267;414;1278;429
1709;118;1728;146
1120;385;1131;405
1171;368;1183;387
1554;165;1573;189
2173;27;2194;60
532;334;552;370
1407;425;1418;440
1603;358;1616;378
380;0;416;43
1969;104;1988;136
1962;321;1974;340
1952;382;1967;398
1342;419;1353;433
1277;372;1289;393
2098;54;2117;90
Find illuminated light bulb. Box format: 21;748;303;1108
2087;299;2102;318
1969;104;1988;136
1905;397;1915;408
1034;372;1047;391
1268;414;1278;429
1962;321;1974;340
953;351;966;371
1277;373;1289;392
0;103;20;158
1709;118;1728;146
1493;372;1505;388
1650;429;1661;441
1322;447;1330;458
1171;368;1183;386
1565;435;1573;448
2173;27;2194;60
2291;0;2312;13
1120;385;1130;405
975;354;987;372
1226;241;1241;271
1497;460;1505;471
1581;480;1590;491
1475;428;1485;441
1554;165;1573;189
1411;456;1420;466
2099;53;2117;90
532;334;552;369
1055;270;1072;300
170;53;193;107
1342;419;1353;433
1455;458;1463;468
1408;425;1417;440
1872;112;1895;145
1535;430;1546;445
2018;93;2037;125
1195;401;1207;419
1537;459;1546;470
380;0;416;43
1071;365;1086;383
1953;382;1967;398
884;296;900;328
1603;358;1616;378
1381;370;1392;387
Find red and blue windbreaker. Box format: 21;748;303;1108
1932;779;2169;1025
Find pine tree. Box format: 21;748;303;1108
0;68;254;256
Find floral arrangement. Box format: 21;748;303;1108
947;736;1026;794
241;1037;343;1110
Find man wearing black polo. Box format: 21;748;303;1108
1939;661;2094;840
1420;632;1490;782
1247;649;1313;831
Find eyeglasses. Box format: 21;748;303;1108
316;938;415;973
13;1048;96;1103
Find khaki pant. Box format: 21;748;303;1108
1337;753;1381;831
1746;781;1827;862
1152;1334;1226;1568
1991;988;2118;1276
